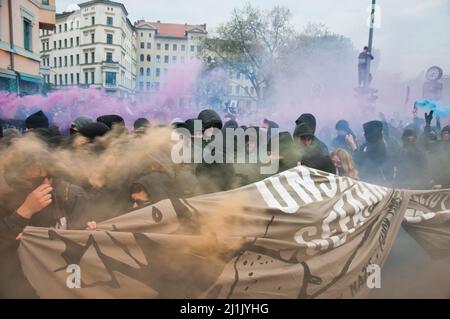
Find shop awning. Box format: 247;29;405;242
0;69;17;80
18;72;43;84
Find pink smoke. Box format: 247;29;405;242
0;60;203;129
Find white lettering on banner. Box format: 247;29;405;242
256;169;388;251
255;179;299;214
404;208;437;224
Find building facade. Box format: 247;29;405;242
40;0;137;97
0;0;55;94
134;20;207;96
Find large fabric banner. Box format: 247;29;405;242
18;166;450;298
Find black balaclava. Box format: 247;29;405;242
363;120;383;144
96;114;125;129
25;110;49;129
295;113;317;134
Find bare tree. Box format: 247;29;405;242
202;4;294;107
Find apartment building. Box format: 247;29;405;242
134;20;207;95
40;0;137;97
0;0;55;94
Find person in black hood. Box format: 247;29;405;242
76;122;110;144
129;172;172;209
197;109;223;132
331;120;358;153
293;123;334;173
195;109;235;193
133;117;151;135
25;110;61;147
354;120;394;185
96;114;126;135
295;113;329;155
25;110;49;130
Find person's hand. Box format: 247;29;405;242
86;221;97;230
425;110;434;126
16;184;53;219
345;134;357;151
16;233;23;241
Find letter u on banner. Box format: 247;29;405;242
256;177;299;214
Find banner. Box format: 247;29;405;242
18;166;450;298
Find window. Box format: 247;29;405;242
156;68;160;77
172;56;177;63
91;33;95;43
54;75;57;85
76;37;80;46
65;74;68;85
59;40;62;49
64;23;67;32
85;52;88;64
140;42;144;49
58;25;62;33
181;44;185;51
91;71;95;84
147;42;151;49
70;73;74;85
146;82;151;90
146;68;150;76
59;74;63;85
106;52;113;62
156;55;160;63
70;38;73;47
76;73;80;84
64;56;67;66
107;17;113;26
190;45;194;52
64;39;67;48
59;57;62;67
23;18;32;51
85;72;88;84
173;44;177;51
140;32;143;37
164;43;169;51
70;55;73;66
157;43;161;50
53;41;56;49
76;54;79;65
91;52;95;63
146;54;151;62
91;16;95;25
54;57;57;67
139;68;144;76
107;34;113;44
140;54;144;62
105;72;116;85
164;55;169;63
139;82;144;91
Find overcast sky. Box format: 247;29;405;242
56;0;450;80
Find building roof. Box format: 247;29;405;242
135;21;207;38
56;11;76;20
78;0;128;16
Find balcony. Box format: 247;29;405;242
37;0;56;30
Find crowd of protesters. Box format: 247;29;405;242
0;103;449;297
